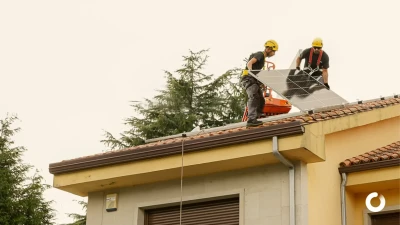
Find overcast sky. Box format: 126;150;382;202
1;0;399;224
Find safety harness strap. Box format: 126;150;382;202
308;47;324;68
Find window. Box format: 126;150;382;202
371;211;400;225
145;197;239;225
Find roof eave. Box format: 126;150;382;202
338;158;400;174
49;120;304;175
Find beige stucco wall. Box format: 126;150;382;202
351;188;400;225
307;116;400;225
86;162;309;225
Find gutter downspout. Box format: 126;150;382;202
272;136;295;225
340;173;347;225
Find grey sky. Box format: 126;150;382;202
1;0;399;223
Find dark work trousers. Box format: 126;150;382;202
241;76;265;121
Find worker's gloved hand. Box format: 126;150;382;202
324;83;330;90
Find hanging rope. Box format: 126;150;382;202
179;134;186;225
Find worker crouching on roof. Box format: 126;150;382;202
241;40;278;127
296;37;330;89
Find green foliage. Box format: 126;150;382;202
101;49;246;150
0;114;56;225
61;200;87;225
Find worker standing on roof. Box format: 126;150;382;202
296;37;330;89
241;40;278;127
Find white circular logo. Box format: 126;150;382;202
365;192;385;212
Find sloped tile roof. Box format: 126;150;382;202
120;98;398;148
51;96;400;166
339;141;400;167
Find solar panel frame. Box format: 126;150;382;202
248;50;348;111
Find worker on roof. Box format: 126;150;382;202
241;40;278;127
295;37;330;89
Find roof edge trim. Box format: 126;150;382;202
338;158;400;174
49;121;304;175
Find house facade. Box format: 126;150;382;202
49;96;400;225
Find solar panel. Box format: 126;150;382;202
249;50;348;111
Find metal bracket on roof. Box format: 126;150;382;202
313;94;397;113
361;95;397;104
307;103;346;114
305;93;397;114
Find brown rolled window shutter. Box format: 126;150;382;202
145;197;239;225
371;211;400;225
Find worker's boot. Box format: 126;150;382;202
246;119;263;127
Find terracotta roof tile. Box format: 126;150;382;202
339;141;400;167
59;96;400;163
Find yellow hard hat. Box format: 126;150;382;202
312;37;323;47
264;39;279;51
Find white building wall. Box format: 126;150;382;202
87;161;308;225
